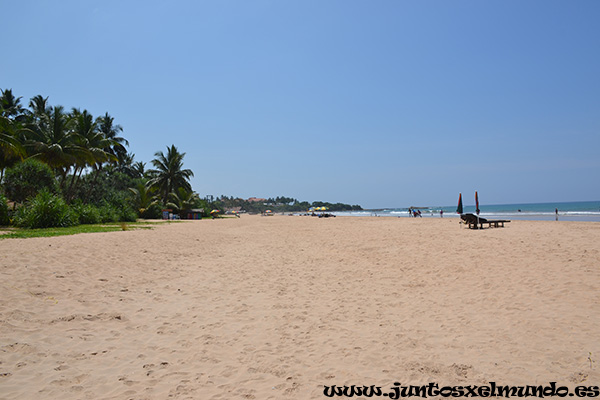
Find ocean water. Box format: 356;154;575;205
332;201;600;222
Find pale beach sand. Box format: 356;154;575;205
1;216;599;399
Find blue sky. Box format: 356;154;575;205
3;1;599;208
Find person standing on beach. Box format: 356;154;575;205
440;210;444;218
555;208;559;221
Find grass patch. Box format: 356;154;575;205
0;219;190;240
0;223;155;239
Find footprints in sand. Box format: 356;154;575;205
50;313;124;323
1;342;34;354
142;361;170;376
50;373;89;387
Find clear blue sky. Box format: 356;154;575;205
3;0;599;209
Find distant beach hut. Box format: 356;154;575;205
184;208;203;220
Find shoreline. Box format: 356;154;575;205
297;212;600;223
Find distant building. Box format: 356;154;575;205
182;209;204;219
247;197;267;203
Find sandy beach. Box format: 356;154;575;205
1;215;599;399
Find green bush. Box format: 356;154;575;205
71;201;101;225
13;190;76;228
0;194;10;226
141;202;163;219
3;159;59;203
98;202;119;223
118;207;138;222
105;192;138;222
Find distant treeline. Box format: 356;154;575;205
213;196;362;214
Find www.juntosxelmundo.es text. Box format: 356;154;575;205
323;382;599;398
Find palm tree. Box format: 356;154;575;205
0;116;26;180
0;89;25;119
24;95;52;152
1;92;41;180
129;181;159;216
26;105;88;188
133;161;146;179
113;152;137;177
148;145;194;203
72;109;116;165
97;112;128;163
66;108;117;198
28;95;51;119
166;187;199;216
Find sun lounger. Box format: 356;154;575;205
460;213;510;229
318;213;336;218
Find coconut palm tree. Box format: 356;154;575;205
97;112;128;163
26;105;88;188
133;160;146;179
113;152;138;177
28;95;51;120
72;108;116;165
65;108;117;198
0;89;25;119
166;187;199;216
129;181;159;216
0;116;26;180
148;145;194;203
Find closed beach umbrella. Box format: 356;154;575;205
475;191;480;215
456;193;463;214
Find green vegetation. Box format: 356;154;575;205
1;88;363;235
213;195;362;214
0;222;157;240
0;193;9;225
3;158;58;203
0;88;200;229
13;190;76;228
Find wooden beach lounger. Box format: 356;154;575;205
460;213;510;229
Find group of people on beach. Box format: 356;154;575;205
408;208;422;218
